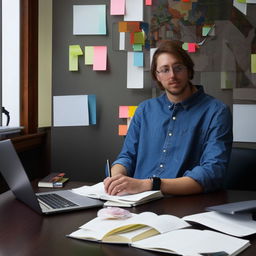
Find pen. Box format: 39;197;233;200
105;159;111;177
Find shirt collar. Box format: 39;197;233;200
163;85;205;111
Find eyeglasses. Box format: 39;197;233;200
156;64;187;78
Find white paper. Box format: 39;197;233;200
73;5;106;35
124;0;143;21
119;32;125;50
247;0;256;3
53;95;89;127
233;104;256;142
127;52;144;89
233;0;247;15
150;48;157;67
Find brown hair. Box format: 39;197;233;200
151;40;195;90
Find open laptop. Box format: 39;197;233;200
0;139;103;214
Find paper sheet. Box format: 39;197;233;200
93;46;107;71
124;0;143;21
69;45;83;71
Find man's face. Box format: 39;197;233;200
156;53;191;99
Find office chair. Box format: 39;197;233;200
224;147;256;191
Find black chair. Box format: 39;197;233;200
224;147;256;191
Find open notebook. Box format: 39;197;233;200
72;182;163;207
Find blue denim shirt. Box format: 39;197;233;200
113;86;233;192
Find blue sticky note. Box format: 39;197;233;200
88;95;96;125
133;52;144;67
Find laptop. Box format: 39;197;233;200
0;139;103;214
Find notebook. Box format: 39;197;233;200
0;139;103;214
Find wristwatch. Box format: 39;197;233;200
150;176;161;191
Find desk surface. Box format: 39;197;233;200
0;182;256;256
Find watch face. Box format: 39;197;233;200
152;177;161;190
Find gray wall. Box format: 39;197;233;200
51;0;154;182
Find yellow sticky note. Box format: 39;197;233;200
69;45;83;71
251;54;256;73
128;106;137;117
85;46;94;65
118;125;128;136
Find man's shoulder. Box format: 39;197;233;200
138;94;165;108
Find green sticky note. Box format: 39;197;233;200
182;43;188;51
133;44;143;51
237;0;246;3
202;26;211;36
251;54;256;73
69;45;83;71
134;32;145;44
85;46;94;65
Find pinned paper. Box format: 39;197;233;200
85;46;94;65
127;22;141;32
93;46;107;71
145;0;152;5
119;32;126;50
133;52;144;67
188;43;197;53
124;0;143;21
119;22;128;32
251;54;256;73
88;95;97;125
182;43;189;51
119;106;129;118
69;45;83;71
110;0;125;15
73;5;106;35
134;32;145;44
128;106;137;117
53;95;89;127
119;125;128;136
133;44;143;51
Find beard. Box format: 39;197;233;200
165;82;191;96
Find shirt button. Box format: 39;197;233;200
168;132;172;136
160;164;164;168
172;116;176;120
163;149;167;153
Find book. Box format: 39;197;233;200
38;172;69;188
67;211;190;243
183;211;256;237
131;229;250;256
72;182;163;207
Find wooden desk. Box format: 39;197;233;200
0;182;256;256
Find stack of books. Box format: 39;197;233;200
38;172;69;188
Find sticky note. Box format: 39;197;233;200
202;26;211;36
182;43;189;51
182;0;190;2
237;0;246;2
110;0;125;15
145;0;152;5
88;95;96;125
119;106;129;118
127;22;141;32
85;46;94;65
69;45;83;71
93;46;107;71
188;43;197;52
133;44;143;51
128;106;138;117
119;32;126;50
124;0;143;21
119;125;128;136
251;54;256;73
119;21;128;32
133;52;144;67
73;5;106;35
134;32;145;44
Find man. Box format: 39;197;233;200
104;40;233;196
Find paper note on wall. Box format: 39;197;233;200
127;52;144;88
251;54;256;73
128;106;137;117
233;104;256;142
133;52;144;67
88;95;97;125
110;0;125;15
85;46;94;65
118;125;128;136
93;46;107;71
124;0;143;21
233;0;247;15
119;106;129;118
119;32;126;50
145;0;152;5
69;45;83;71
53;95;89;127
73;5;106;35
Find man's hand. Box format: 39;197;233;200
103;174;152;196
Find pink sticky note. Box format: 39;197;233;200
93;46;107;71
119;106;129;118
145;0;152;5
188;43;196;53
111;0;125;15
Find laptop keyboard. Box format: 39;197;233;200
37;193;78;209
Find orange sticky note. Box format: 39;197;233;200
119;22;128;32
93;46;107;71
127;22;141;32
119;125;128;136
128;106;137;117
119;106;129;118
110;0;125;15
